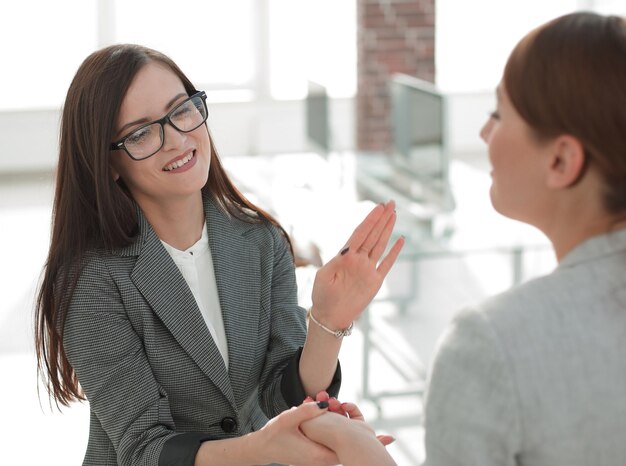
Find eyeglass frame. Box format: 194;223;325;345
110;90;208;161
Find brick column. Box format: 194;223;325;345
357;0;436;152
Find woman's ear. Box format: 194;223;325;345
545;135;586;189
110;164;120;182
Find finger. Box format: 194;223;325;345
376;236;405;277
341;402;365;421
376;434;396;446
315;390;330;402
340;203;385;253
369;208;397;263
327;397;345;415
358;201;396;255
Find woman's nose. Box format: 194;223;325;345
480;118;493;142
161;122;186;151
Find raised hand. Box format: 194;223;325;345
310;201;404;329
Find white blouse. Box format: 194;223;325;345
161;227;229;368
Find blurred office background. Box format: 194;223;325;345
1;0;624;464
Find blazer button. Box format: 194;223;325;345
220;417;237;433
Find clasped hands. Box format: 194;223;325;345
257;391;393;466
301;390;395;450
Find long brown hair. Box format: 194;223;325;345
35;44;291;406
503;12;626;213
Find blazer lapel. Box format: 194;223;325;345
125;209;236;408
205;196;261;404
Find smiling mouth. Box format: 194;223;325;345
163;151;195;171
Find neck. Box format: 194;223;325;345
531;168;626;261
543;208;626;262
138;192;206;250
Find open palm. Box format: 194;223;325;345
310;201;404;329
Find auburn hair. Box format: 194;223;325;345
503;12;626;213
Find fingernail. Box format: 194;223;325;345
340;246;350;255
304;396;313;402
317;400;329;409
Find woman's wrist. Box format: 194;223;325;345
194;432;264;466
239;430;269;465
307;307;354;337
302;412;370;452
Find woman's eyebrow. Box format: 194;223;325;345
117;92;189;136
165;92;188;110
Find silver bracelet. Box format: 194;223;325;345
307;308;354;338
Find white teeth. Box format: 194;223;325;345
164;152;194;171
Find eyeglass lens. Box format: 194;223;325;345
125;94;207;159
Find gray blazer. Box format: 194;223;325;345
64;192;340;466
422;228;626;466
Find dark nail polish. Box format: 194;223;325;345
340;246;350;256
317;400;329;409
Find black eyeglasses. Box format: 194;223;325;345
110;91;208;160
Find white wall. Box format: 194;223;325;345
0;109;61;172
445;90;494;156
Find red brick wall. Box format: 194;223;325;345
357;0;436;152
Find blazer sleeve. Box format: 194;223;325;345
63;252;210;466
422;308;522;466
256;224;341;414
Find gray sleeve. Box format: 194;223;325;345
422;308;522;466
256;222;341;412
64;253;197;466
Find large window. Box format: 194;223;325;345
2;1;624;110
0;0;98;110
436;0;626;92
114;0;258;101
0;0;356;111
269;0;357;99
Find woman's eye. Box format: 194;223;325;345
172;104;193;120
128;126;152;144
489;110;501;120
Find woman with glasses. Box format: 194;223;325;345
34;44;403;466
292;11;626;466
